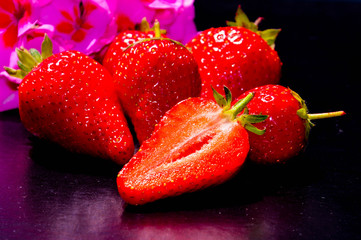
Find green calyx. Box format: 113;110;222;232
4;34;53;80
137;18;166;37
213;86;268;135
291;89;346;140
226;5;281;49
125;19;188;52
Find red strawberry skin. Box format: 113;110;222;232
113;39;202;144
117;97;249;205
186;27;282;99
102;30;164;75
237;85;306;164
19;50;134;165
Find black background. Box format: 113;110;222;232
1;0;360;239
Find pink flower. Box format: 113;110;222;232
0;0;197;112
0;26;61;112
38;0;117;55
149;0;197;44
110;0;197;44
0;0;53;112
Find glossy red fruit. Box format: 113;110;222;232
7;35;134;165
113;35;202;144
117;88;266;205
103;18;166;75
237;84;346;164
186;5;282;100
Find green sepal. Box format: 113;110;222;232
41;34;53;60
16;48;37;70
3;34;54;81
139;17;151;32
244;124;266;136
152;20;162;38
213;86;268;135
239;114;269;124
226;5;280;48
212;86;232;110
137;17;167;36
17;60;32;72
212;86;227;109
226;5;258;32
4;67;26;79
237;113;268;135
258;28;281;49
29;48;42;63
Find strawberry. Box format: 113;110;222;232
5;35;134;165
113;23;202;144
117;87;267;205
236;84;346;164
102;18;166;75
186;5;282;100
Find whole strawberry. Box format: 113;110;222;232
113;24;202;144
103;18;166;75
117;87;266;205
237;84;345;164
5;35;134;165
186;5;282;99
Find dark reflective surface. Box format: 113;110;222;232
1;1;360;239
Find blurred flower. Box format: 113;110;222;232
0;0;197;112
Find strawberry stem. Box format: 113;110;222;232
308;111;346;120
213;86;268;135
227;92;255;120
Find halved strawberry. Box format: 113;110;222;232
117;87;267;205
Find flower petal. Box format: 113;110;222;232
2;23;18;47
0;72;19;112
56;21;75;34
0;0;16;14
0;12;12;28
